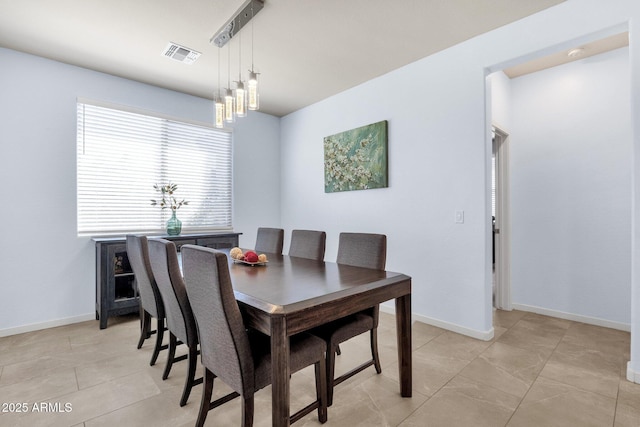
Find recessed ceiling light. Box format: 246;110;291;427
567;48;585;58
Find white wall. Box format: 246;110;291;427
489;71;513;132
489;50;633;329
279;0;640;345
509;47;631;326
0;48;280;334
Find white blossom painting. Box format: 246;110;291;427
323;120;388;193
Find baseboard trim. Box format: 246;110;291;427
512;303;630;332
0;313;96;337
627;362;640;384
379;304;495;341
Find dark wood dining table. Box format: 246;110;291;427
223;252;413;427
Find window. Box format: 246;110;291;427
77;100;232;236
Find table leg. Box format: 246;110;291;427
395;293;412;397
271;315;290;427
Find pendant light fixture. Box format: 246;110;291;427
224;43;235;123
234;29;247;117
210;0;264;123
248;2;259;111
214;48;225;128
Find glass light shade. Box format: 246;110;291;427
248;71;259;110
224;88;235;123
214;98;225;128
235;80;247;117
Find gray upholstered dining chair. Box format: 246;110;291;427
181;244;328;427
288;229;326;261
311;232;386;405
254;227;284;254
148;239;202;407
126;235;167;366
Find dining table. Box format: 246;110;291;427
183;249;413;427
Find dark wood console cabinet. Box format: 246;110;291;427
94;232;241;329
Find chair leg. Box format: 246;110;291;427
315;358;328;423
150;316;165;366
196;368;214;427
163;333;177;380
326;343;338;407
180;344;199;406
137;309;151;349
242;395;254;427
371;328;382;374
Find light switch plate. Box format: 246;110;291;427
455;210;464;224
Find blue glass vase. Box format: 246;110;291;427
166;210;182;235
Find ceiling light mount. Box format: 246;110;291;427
210;0;264;48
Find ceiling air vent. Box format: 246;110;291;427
162;42;201;64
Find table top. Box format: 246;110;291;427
179;248;411;335
224;252;411;316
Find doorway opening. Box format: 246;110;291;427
492;126;511;311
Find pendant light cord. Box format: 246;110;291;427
238;23;242;80
251;3;255;71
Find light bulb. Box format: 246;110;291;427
235;80;247;117
248;71;259;111
214;97;224;128
224;88;235;123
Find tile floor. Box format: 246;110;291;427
1;310;639;426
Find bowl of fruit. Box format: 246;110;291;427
230;247;268;266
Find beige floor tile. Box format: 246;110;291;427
2;309;637;426
491;325;508;341
0;371;160;427
562;322;630;357
410;321;446;350
325;372;428;427
399;375;520;427
493;309;527;329
384;340;472;397
75;349;159;390
520;312;573;330
507;376;616;427
0;336;72;367
84;385;199;427
425;331;492;362
618;379;640;412
0;368;78;403
0;356;83;387
615;401;640;427
614;378;640;427
459;341;548;398
496;315;568;356
539;340;622;398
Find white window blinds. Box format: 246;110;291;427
77;101;232;235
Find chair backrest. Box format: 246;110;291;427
181;245;254;396
126;235;164;318
288;229;326;261
148;239;197;347
336;233;387;270
255;227;284;254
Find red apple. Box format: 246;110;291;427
244;251;259;263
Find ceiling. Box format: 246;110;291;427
504;31;629;78
0;0;571;117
